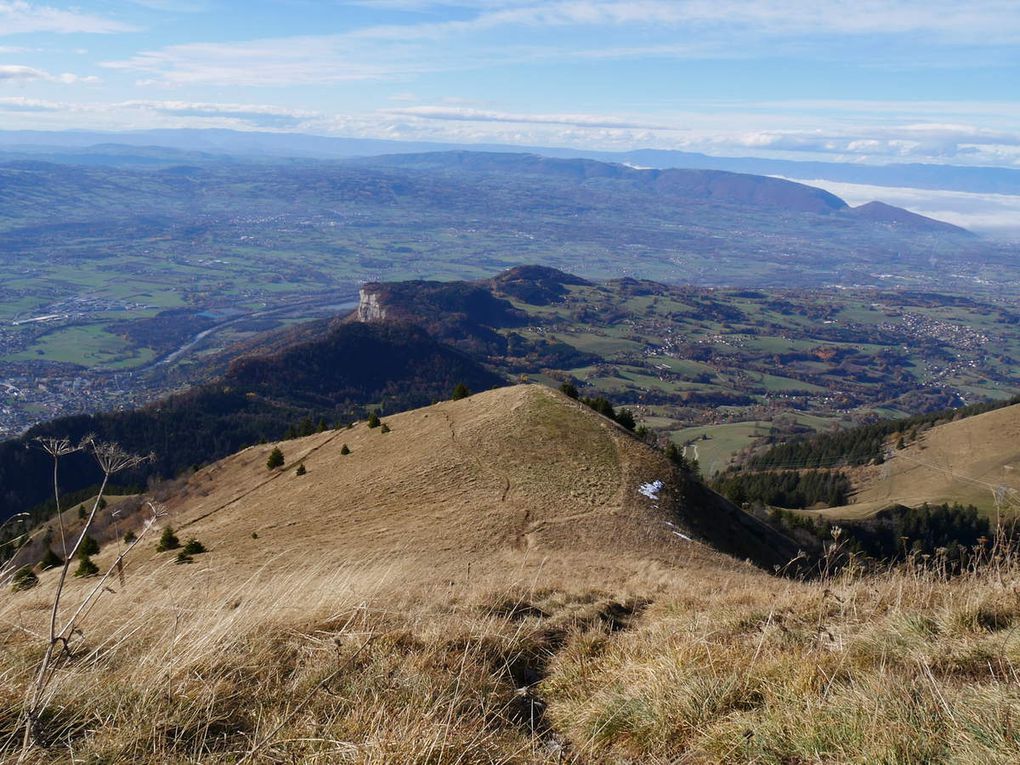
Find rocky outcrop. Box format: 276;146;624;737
357;287;386;322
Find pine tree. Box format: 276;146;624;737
367;411;381;428
584;396;616;420
81;535;100;556
267;447;285;469
74;555;99;578
615;408;637;431
295;463;307;476
157;526;181;552
559;382;579;399
451;383;471;401
39;548;63;570
183;538;206;555
340;444;351;455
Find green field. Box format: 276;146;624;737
670;422;772;475
9;324;155;369
490;279;1020;459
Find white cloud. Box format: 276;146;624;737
786;177;1020;236
121;99;317;128
349;1;1020;44
0;97;319;130
102;1;1020;89
127;1;206;10
0;95;61;110
0;1;136;35
384;105;669;130
0;64;98;84
710;121;1020;164
103;37;396;86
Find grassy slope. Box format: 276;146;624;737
157;384;719;578
821;403;1020;518
4;387;1020;763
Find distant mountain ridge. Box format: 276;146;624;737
356;151;968;233
3;127;1020;195
358;151;849;214
846;201;970;234
0;150;984;294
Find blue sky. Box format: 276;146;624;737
1;1;1019;167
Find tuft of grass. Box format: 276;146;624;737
10;566;38;592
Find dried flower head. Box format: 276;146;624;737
87;440;153;476
35;437;81;458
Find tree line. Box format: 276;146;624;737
750;395;1020;470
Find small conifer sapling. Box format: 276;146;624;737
157;526;180;552
39;548;63;570
74;555;99;578
267;447;285;470
183;538;206;555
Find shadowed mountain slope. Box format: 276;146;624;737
0;322;504;523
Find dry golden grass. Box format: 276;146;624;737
4;387;1020;762
5;553;1020;763
824;403;1020;519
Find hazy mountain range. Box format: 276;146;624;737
1;128;1019;197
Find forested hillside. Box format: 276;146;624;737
0;322;503;523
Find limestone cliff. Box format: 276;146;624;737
356;287;386;322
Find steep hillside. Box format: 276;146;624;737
123;385;797;574
823;403;1020;518
6;386;1020;764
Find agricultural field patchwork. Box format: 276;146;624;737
492;279;1020;472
